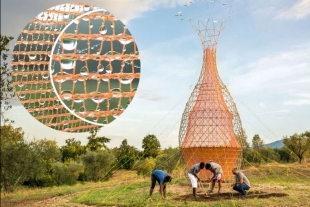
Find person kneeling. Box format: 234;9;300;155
231;167;251;198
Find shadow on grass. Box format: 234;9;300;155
172;191;288;202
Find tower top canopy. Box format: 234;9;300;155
191;18;225;49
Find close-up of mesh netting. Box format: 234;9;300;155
11;3;104;132
50;9;140;125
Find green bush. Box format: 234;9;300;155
52;161;84;185
132;158;156;178
81;150;115;182
155;147;182;173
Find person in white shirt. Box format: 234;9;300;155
188;162;205;197
205;161;223;195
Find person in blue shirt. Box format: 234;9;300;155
149;170;172;199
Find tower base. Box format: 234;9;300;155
181;147;242;180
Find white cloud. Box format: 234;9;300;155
260;110;290;114
228;42;310;95
293;93;310;98
284;99;310;105
276;0;310;20
259;102;266;108
1;0;188;51
91;0;188;24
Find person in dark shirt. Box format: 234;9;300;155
188;162;205;197
150;170;172;199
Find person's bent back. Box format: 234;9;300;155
150;170;172;199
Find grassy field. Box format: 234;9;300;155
2;163;310;207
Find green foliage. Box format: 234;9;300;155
274;147;295;163
52;161;84;185
142;134;161;158
244;146;278;165
240;129;250;149
114;139;140;169
60;138;86;162
155;147;182;173
22;139;62;187
132;158;156;178
81;150;115;181
283;131;310;163
86;128;111;151
252;134;264;149
0;126;64;190
0;125;36;192
0;35;14;124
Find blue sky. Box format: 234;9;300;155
1;0;310;149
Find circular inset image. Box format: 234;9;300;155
50;9;141;126
11;3;105;132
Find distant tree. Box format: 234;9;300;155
86;128;110;151
0;35;15;124
81;151;115;181
240;130;251;166
240;129;250;149
132;158;156;178
283;132;310;164
259;146;277;163
0;125;36;192
115;139;139;170
31;138;62;171
25;138;62;187
60;138;86;162
155;147;182;173
142;134;161;158
274;147;294;163
252;134;264;149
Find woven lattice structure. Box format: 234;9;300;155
11;3;102;132
11;3;140;132
50;10;140;125
179;19;245;179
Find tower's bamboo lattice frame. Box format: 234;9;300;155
11;3;101;132
51;10;140;125
179;19;245;179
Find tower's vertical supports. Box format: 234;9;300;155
179;20;245;179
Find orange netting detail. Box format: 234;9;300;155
11;3;101;132
50;10;140;124
182;48;240;149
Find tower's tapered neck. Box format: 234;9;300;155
201;47;220;84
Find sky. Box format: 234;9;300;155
1;0;310;149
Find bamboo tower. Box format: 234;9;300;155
179;19;245;179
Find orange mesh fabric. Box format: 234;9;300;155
180;48;242;180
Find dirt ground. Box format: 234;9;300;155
6;183;288;207
169;180;288;202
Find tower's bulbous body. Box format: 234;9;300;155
179;47;243;179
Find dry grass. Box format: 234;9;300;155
1;164;310;207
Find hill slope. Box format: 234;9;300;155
265;140;284;148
